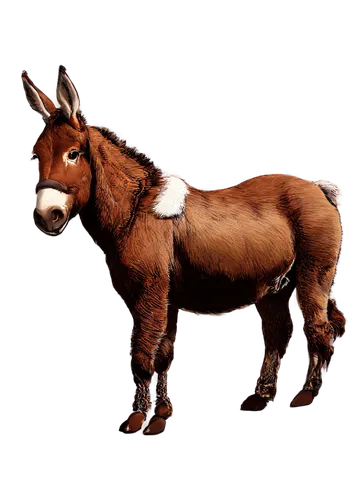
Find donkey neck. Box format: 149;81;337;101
79;126;161;253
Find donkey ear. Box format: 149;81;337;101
56;66;81;129
22;71;56;120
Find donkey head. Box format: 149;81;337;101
22;66;92;236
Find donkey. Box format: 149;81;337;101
22;66;345;435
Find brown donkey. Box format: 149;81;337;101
22;66;345;435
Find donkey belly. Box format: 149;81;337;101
169;271;268;314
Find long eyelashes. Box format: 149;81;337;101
29;153;40;163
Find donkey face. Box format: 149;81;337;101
22;67;91;236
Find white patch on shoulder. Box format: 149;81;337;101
153;176;189;218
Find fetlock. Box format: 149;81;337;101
154;374;174;417
255;380;277;400
301;347;334;394
131;384;154;414
254;351;281;399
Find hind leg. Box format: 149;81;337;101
291;266;337;407
327;287;348;342
241;277;295;411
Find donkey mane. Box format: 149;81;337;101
93;126;162;186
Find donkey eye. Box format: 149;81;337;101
31;154;38;161
68;150;79;161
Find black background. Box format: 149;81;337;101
16;62;353;448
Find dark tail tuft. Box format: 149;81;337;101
327;299;348;342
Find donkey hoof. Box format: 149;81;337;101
290;390;314;407
119;411;146;434
241;393;268;411
143;415;166;435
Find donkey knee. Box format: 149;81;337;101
131;351;155;384
154;337;174;373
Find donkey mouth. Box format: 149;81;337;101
39;220;69;236
35;220;69;236
34;218;71;239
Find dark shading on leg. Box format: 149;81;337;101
291;266;345;407
241;274;295;411
327;298;346;340
143;306;178;435
119;348;153;434
120;281;170;434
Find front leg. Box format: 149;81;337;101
143;305;178;435
119;281;169;434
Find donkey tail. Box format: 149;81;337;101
315;180;340;207
327;298;349;342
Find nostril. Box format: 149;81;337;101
51;208;65;223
